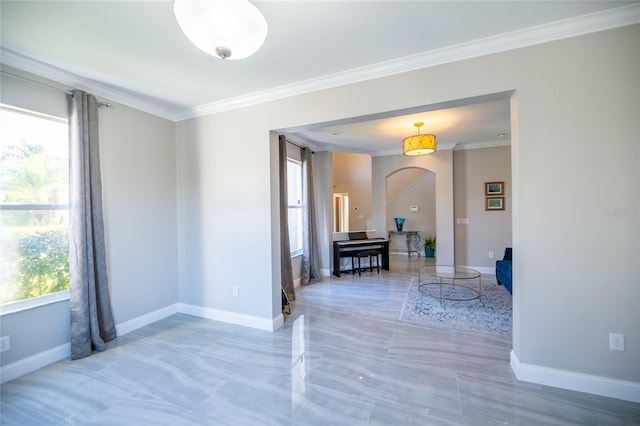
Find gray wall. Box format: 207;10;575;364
2;24;637;395
0;68;71;365
178;25;637;383
0;67;178;366
99;99;178;325
454;146;512;268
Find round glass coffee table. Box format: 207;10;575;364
418;265;482;301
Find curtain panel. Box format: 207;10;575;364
301;147;321;284
279;135;295;301
67;90;117;360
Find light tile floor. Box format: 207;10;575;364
1;255;639;425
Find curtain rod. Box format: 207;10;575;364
66;90;112;108
68;93;113;108
285;138;313;153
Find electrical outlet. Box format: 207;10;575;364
233;286;239;297
609;333;624;351
489;251;495;258
0;336;10;352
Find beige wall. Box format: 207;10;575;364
332;152;372;231
372;151;455;265
386;169;436;253
454;146;512;268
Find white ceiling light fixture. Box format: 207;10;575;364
173;0;268;60
403;122;437;156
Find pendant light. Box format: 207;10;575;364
174;0;268;60
402;122;437;156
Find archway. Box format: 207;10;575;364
386;167;436;256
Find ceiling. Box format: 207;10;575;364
1;1;638;155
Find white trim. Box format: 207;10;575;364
510;350;640;403
453;139;511;151
2;5;638;121
471;266;496;275
293;277;302;288
0;291;69;316
115;304;179;336
0;343;69;384
173;4;640;120
0;49;177;121
177;303;283;332
0;302;285;383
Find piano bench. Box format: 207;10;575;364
352;250;381;276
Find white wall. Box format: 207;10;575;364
176;25;639;396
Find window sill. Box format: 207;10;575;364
0;291;70;316
291;250;303;259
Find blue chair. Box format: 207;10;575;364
495;247;512;294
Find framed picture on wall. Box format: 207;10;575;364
486;197;505;211
485;181;504;195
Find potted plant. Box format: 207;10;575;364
423;236;436;258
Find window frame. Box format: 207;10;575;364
0;104;71;311
286;158;303;257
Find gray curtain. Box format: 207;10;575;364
301;148;321;284
279;135;295;301
67;90;117;360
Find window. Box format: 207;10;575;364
287;158;303;256
0;105;70;306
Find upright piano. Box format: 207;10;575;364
332;233;389;277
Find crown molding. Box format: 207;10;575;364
453;139;511;151
3;4;638;122
176;3;640;120
0;48;179;121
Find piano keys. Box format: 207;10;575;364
332;238;389;277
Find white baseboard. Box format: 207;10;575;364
1;302;283;384
471;266;495;275
1;343;70;384
116;304;179;336
178;303;283;332
510;350;640;403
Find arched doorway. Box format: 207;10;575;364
386;167;436;256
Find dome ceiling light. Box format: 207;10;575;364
174;0;268;60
